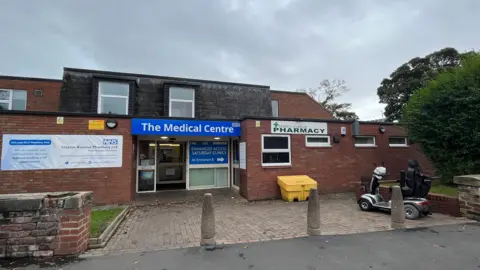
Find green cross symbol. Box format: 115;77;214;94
273;122;279;128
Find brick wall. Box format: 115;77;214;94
377;186;460;217
0;191;92;259
358;123;435;176
240;119;434;200
454;175;480;221
0;77;62;112
271;91;334;119
0;114;134;205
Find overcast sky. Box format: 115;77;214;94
1;1;479;120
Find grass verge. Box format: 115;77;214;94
90;207;124;238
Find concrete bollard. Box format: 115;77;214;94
390;186;406;229
307;188;321;236
200;193;216;246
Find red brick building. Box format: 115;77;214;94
0;70;434;205
0;75;61;112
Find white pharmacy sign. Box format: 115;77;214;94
1;134;123;171
271;121;328;135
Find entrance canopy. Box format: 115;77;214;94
131;118;241;136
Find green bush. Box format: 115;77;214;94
403;53;480;184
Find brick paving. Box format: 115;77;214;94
83;190;475;257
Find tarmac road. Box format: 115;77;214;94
2;223;479;270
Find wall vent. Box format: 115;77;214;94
34;89;44;97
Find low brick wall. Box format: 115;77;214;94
0;191;92;259
454;175;480;221
355;183;460;217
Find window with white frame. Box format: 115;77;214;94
261;135;291;166
389;137;408;147
354;136;376;147
169;87;195;118
0;89;27;111
97;81;129;115
305;135;331;147
271;100;279;117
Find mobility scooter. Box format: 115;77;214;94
358;160;434;220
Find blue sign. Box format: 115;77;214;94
131;119;241;136
189;141;228;165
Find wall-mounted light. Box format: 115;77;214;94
106;119;118;129
379;126;386;133
214;137;221;140
161;136;168;140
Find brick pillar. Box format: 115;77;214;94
454;175;480;221
54;193;93;256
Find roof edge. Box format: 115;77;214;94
0;75;62;83
270;89;306;95
63;67;270;89
0;110;242;122
242;116;354;124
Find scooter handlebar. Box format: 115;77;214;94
421;175;438;180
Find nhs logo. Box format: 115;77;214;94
103;139;119;145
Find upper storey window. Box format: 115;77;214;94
0;89;27;111
98;81;129;115
169;87;195;118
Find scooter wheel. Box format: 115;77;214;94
358;198;373;211
404;204;420;220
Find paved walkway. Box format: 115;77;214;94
84;191;474;256
12;223;480;270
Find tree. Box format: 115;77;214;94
298;79;359;120
377;47;468;122
403;52;480;184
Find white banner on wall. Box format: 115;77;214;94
271;120;328;135
1;134;123;171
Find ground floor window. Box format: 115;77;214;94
189;168;228;188
388;137;408;147
305;135;330;147
261;134;291;166
354;136;376;147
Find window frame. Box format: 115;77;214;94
0;89;27;111
388;136;408;147
305;135;331;147
354;135;376;147
169;86;195;118
271;99;279;117
261;134;291;167
97;81;130;115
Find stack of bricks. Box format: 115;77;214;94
454;175;480;221
0;191;92;259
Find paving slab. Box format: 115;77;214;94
84;191;474;256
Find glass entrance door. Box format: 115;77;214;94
157;143;186;185
137;140;156;193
